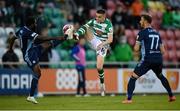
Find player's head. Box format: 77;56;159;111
96;9;106;23
140;14;152;28
25;16;37;31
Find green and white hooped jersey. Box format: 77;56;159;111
78;18;113;41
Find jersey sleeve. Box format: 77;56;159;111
84;19;94;28
107;21;113;34
15;28;38;40
159;34;162;44
136;31;143;44
75;19;94;36
27;30;38;40
15;30;20;39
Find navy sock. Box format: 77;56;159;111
30;77;39;97
159;74;173;97
51;40;63;48
127;77;137;100
98;69;104;84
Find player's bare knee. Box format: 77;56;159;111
97;67;103;71
96;64;103;71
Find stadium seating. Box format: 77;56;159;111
132;29;139;37
49;28;60;37
125;29;134;38
0;27;6;37
159;30;167;40
168;50;177;62
176;50;180;61
175;40;180;50
127;36;136;47
5;27;15;35
106;0;116;10
58;49;70;61
106;0;116;18
89;9;96;18
163;51;169;62
86;49;96;61
175;30;180;40
166;29;175;40
166;40;176;50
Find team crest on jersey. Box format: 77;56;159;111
101;24;107;30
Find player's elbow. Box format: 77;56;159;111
160;44;165;55
109;39;113;44
134;48;139;52
161;49;165;55
134;46;139;52
108;37;113;44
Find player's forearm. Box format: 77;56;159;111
75;25;87;36
102;40;111;46
102;35;113;46
134;42;140;52
160;44;165;55
35;36;66;43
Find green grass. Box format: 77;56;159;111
0;94;179;110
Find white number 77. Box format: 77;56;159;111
149;35;159;50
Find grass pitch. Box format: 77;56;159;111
0;94;179;110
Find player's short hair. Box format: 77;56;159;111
25;16;35;27
141;14;152;23
96;9;106;14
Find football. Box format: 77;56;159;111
62;24;74;39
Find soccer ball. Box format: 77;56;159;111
62;24;74;39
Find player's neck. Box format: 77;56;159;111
144;24;152;29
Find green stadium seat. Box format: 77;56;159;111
44;8;53;17
49;28;60;37
52;8;61;18
86;49;96;61
105;54;116;61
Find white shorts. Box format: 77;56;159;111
89;37;108;57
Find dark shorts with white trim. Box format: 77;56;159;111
24;45;43;69
134;60;163;77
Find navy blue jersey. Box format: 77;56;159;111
137;27;162;62
15;26;38;57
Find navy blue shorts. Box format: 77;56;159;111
24;45;43;68
134;60;163;77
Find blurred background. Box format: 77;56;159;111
0;0;180;95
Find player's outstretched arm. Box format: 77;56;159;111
34;35;67;44
134;42;140;52
73;25;88;41
73;19;94;40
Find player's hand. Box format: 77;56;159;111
97;43;104;51
73;33;79;40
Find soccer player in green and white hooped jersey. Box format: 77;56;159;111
73;9;113;96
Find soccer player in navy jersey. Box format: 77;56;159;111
8;16;71;104
122;14;176;104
